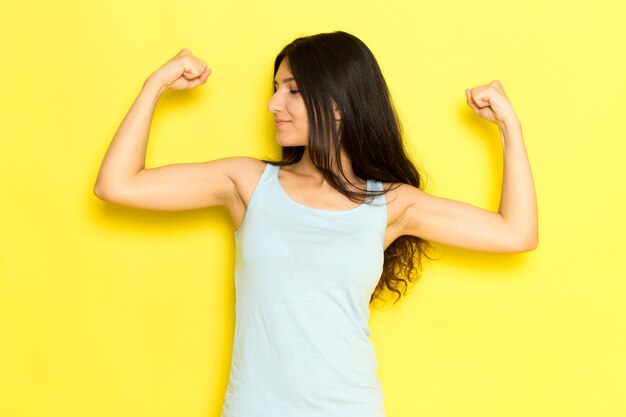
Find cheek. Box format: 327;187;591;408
295;106;308;129
295;118;308;136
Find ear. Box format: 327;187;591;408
331;100;342;121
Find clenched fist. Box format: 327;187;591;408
148;48;211;91
465;80;519;126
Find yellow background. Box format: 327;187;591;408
1;0;625;416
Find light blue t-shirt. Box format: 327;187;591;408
221;162;388;417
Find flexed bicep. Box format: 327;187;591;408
397;185;536;253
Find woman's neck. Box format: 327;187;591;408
289;146;364;188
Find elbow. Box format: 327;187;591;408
512;233;539;253
94;182;104;200
93;181;116;202
94;174;139;204
522;236;539;252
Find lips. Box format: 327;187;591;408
275;119;290;126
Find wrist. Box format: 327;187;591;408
143;75;168;100
497;114;521;131
498;116;524;150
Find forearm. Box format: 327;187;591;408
497;118;538;248
94;76;167;194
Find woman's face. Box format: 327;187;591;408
267;58;308;147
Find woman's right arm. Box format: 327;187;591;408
93;48;245;212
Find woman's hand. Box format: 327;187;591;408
147;48;211;92
465;80;518;126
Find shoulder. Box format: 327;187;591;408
218;156;267;191
379;181;421;204
219;156;268;176
218;157;271;230
378;180;427;231
220;157;271;206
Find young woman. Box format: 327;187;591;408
94;31;537;417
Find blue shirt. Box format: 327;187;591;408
221;162;387;417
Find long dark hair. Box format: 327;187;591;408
262;31;433;305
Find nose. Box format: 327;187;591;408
267;90;283;114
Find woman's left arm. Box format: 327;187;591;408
398;80;538;253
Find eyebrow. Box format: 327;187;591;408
273;77;296;86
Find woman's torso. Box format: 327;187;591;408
221;161;390;417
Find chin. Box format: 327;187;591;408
276;137;307;147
